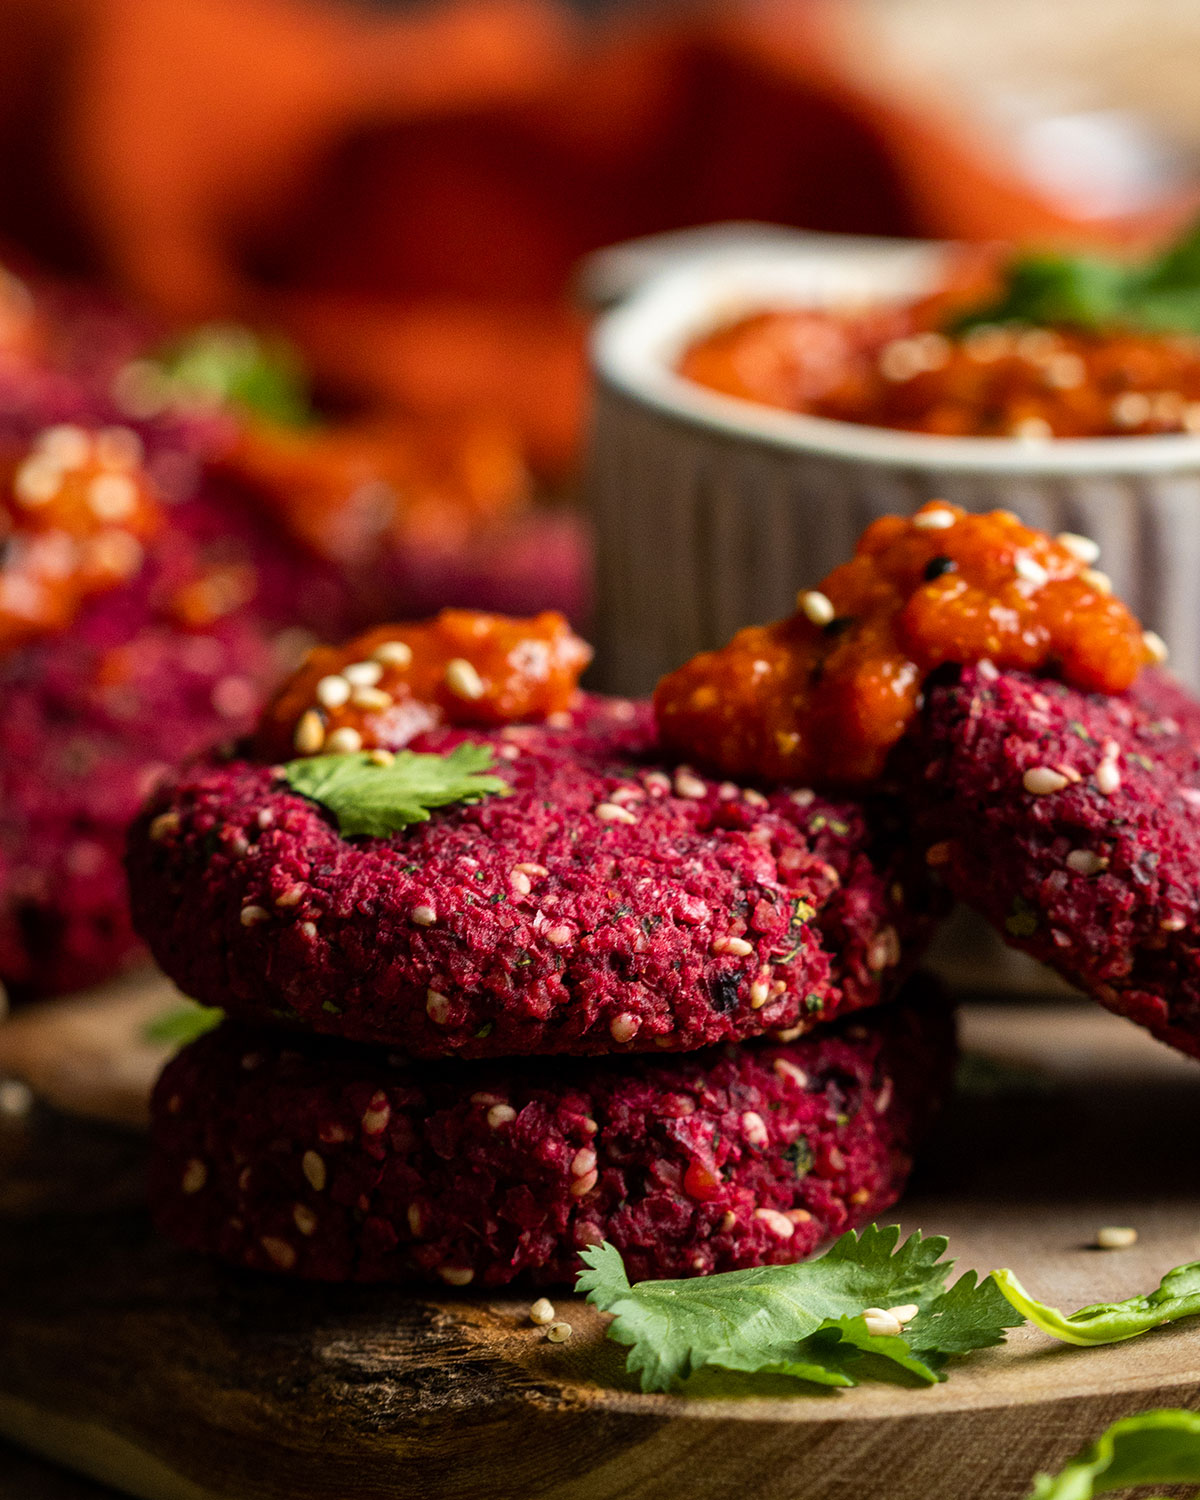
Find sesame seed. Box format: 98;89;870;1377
300;921;318;938
293;1204;318;1236
1096;759;1121;796
349;687;391;713
529;1298;556;1326
749;976;771;1008
302;1151;326;1191
261;1237;296;1270
609;1012;640;1043
886;1302;919;1324
571;1148;598;1177
773;1059;809;1088
361;1093;391;1135
924;840;952;866
753;1207;795;1239
315;674;351;709
149;810;180;841
514;863;548;879
673;769;707;799
425;989;451;1025
275;886;304;908
792;788;815;807
438;1266;475;1286
743;788;768;807
595;801;637;824
741;1111;768;1147
1081;568;1113;596
445;657;485;700
373;640;413;668
510;869;532;895
293;710;325;754
1014;554;1049;587
1057;532;1100;565
1066;849;1107;875
862;1308;904;1338
912;506;955;531
13;458;62;507
569;1169;598;1197
240;904;269;927
411;905;437;926
1023;766;1069;796
712;935;754;957
1096;1226;1137;1250
545;1321;572;1342
326;727;363;754
487;1104;517;1128
181;1159;207;1194
1162;915;1188;932
0;1078;32;1119
545;924;572;945
343;660;383;687
798;590;835;627
1143;630;1169;665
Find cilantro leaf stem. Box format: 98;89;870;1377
994;1260;1200;1346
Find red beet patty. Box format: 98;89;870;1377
904;662;1200;1058
149;980;952;1287
127;699;941;1057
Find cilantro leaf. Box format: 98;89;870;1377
576;1227;1020;1394
157;323;312;427
994;1258;1200;1346
953;216;1200;336
143;1002;224;1047
1028;1409;1200;1499
283;743;509;838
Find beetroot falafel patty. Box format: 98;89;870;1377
150;980;952;1286
904;663;1200;1059
128;699;941;1057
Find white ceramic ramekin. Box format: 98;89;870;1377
587;233;1200;696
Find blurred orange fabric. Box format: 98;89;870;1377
0;0;1187;477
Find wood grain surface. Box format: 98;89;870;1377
2;982;1200;1499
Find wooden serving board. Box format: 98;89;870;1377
3;977;1200;1500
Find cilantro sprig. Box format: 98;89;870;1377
156;323;312;427
577;1227;1019;1393
143;1002;224;1047
994;1259;1200;1346
954;216;1200;336
1028;1409;1200;1499
283;743;509;838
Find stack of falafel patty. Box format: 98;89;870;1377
128;693;952;1288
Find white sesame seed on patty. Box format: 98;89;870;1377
240;904;269;927
1014;553;1049;587
1066;849;1107;875
1081;568;1113;595
1143;630;1169;665
595;801;637;825
1095;759;1121;796
1023;766;1069;796
712;935;754;957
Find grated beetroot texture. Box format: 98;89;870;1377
128;698;942;1057
902;663;1200;1058
149;980;953;1287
